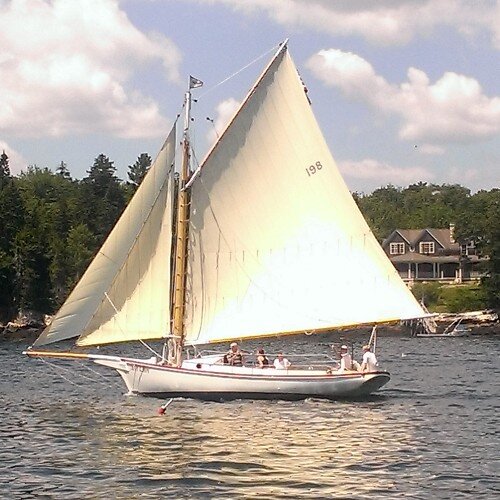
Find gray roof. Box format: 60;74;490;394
384;228;460;250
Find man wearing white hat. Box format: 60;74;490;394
339;345;353;372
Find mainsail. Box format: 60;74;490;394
34;127;177;347
183;44;425;345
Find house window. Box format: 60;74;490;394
390;242;405;255
419;242;435;254
461;242;476;256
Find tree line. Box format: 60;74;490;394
0;151;151;321
354;182;499;309
0;151;498;322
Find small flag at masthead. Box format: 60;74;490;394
189;76;203;89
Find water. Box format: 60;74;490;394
1;332;499;499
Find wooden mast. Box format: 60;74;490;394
170;86;193;366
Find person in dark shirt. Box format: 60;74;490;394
226;342;243;366
256;348;269;368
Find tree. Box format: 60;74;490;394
65;223;95;288
0;151;24;318
476;191;500;310
56;160;71;180
81;154;126;241
0;150;11;184
127;153;151;189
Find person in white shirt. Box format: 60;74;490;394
273;352;291;369
338;345;353;372
360;345;378;372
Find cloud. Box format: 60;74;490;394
417;144;445;155
307;49;500;144
0;141;28;175
195;0;500;47
339;158;434;188
206;98;241;144
0;0;181;139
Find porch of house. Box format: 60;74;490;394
391;255;482;283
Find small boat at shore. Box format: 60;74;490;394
416;317;470;338
25;41;426;401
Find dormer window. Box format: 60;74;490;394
390;242;405;255
419;242;435;254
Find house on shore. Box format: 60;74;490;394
382;224;484;283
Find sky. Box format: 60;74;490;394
0;0;499;193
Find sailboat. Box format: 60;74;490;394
25;41;426;401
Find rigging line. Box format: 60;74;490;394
38;355;102;384
139;340;162;358
197;44;280;99
37;357;80;387
102;293;163;359
104;292;128;338
77;362;124;389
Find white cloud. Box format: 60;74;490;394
0;141;28;175
417;144;445;155
206;98;241;144
339;158;434;188
0;0;181;139
195;0;500;47
307;49;500;144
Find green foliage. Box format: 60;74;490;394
81;154;126;242
456;189;500;310
356;183;499;312
410;282;487;313
355;182;472;240
410;282;442;308
0;150;11;183
0;152;23;317
0;148;499;321
0;153;131;319
128;153;151;190
56;161;71;180
438;285;486;313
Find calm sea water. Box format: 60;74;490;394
1;331;499;499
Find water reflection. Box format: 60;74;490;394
1;334;499;499
62;397;415;498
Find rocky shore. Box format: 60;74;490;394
2;309;498;343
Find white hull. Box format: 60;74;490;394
94;355;390;401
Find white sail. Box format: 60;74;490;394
184;45;425;345
34;127;176;347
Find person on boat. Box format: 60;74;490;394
273;352;291;369
225;342;244;366
338;345;353;372
360;345;378;372
256;348;269;368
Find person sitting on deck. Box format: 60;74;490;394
225;342;244;366
360;345;378;372
256;348;269;368
273;352;291;370
338;345;353;372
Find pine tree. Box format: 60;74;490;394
81;154;126;241
127;153;151;190
0;150;11;189
56;160;71;180
0;151;24;318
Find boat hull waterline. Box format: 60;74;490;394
94;356;390;401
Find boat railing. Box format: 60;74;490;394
187;349;340;370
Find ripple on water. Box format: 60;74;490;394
0;335;499;499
